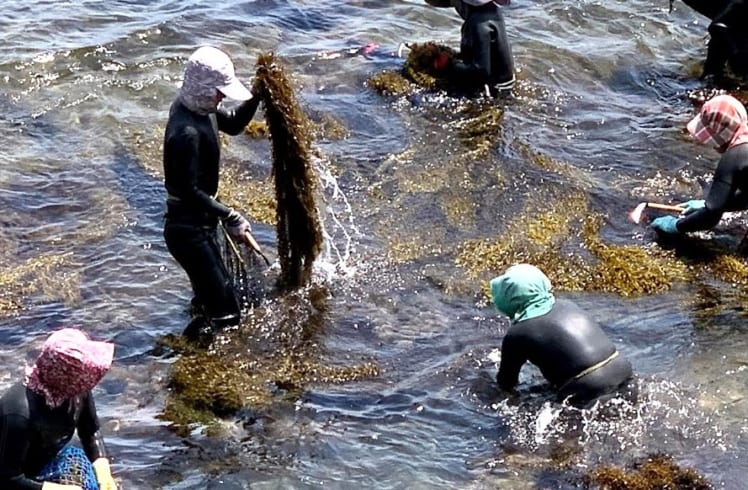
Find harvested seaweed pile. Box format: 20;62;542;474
255;53;323;291
584;454;711;489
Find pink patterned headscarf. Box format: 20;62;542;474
24;328;114;408
687;95;748;153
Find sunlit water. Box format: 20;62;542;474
1;1;747;488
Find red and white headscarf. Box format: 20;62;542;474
24;328;114;408
687;95;748;153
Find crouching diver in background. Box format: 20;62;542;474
651;95;748;235
0;328;116;490
163;46;262;338
424;0;515;96
675;0;748;82
490;264;635;409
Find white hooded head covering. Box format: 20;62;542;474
179;46;252;115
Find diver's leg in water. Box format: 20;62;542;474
165;222;241;334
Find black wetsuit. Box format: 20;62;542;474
678;143;748;232
683;0;748;79
163;96;260;326
497;299;634;408
0;383;106;490
451;2;514;95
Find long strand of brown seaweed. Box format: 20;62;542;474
255;53;323;291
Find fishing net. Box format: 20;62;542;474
37;446;99;490
254;53;323;292
218;224;255;307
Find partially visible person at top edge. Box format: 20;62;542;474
651;95;748;236
0;328;117;490
424;0;515;97
675;0;748;82
163;46;262;338
490;264;635;409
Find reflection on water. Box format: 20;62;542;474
2;0;748;488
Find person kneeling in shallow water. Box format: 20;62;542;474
424;0;515;96
163;46;263;338
0;328;116;490
490;264;635;408
651;95;748;236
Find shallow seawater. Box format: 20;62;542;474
1;0;747;488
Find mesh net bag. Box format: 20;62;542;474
37;446;99;490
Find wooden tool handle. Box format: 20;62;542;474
646;203;685;213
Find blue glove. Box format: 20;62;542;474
650;215;680;234
679;199;705;215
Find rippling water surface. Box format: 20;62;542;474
2;1;747;488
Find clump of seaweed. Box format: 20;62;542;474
159;287;380;433
584;453;711;489
403;42;458;91
0;253;79;317
456;192;691;297
309;112;349;141
255;53;323;291
219;165;277;226
244;120;269;139
366;71;413;97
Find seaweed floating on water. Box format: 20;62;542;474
159;287;381;434
254;53;323;291
584;453;711;489
366;71;412;97
0;252;79;317
456;192;691;297
243;120;269;139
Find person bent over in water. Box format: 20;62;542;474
0;328;116;490
424;0;515;96
490;264;634;408
651;95;748;235
678;0;748;81
163;46;262;337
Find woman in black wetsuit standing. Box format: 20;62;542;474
163;46;262;336
490;264;634;408
0;328;116;490
424;0;515;96
650;95;748;235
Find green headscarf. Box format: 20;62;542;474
490;264;555;323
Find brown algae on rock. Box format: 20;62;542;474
584;453;711;489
